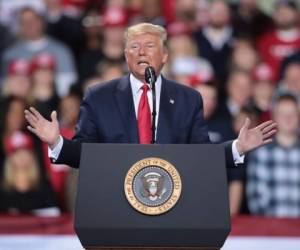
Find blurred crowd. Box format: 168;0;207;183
0;0;300;218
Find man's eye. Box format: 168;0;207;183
130;45;139;49
147;44;155;48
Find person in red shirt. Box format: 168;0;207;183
257;0;300;82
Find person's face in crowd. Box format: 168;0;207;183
284;63;300;96
104;27;125;45
227;72;253;107
125;33;168;81
195;84;218;119
168;35;198;61
10;149;35;173
59;95;81;128
240;0;257;11
209;0;231;28
32;68;54;87
274;5;298;30
5;75;31;98
45;0;61;10
273;99;300;135
142;0;162;20
231;40;258;72
175;0;196;21
253;81;274;111
32;68;55;100
19;9;44;40
82;9;102;38
5;99;26;134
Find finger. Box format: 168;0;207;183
241;117;251;130
262;122;277;134
262;138;273;145
256;120;274;130
25;111;38;123
27;125;37;135
51;110;58;123
25;114;38;127
262;129;277;140
29;107;43;120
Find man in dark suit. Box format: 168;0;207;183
24;23;276;169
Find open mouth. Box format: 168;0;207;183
138;60;150;66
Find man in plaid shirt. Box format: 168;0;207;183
247;93;300;217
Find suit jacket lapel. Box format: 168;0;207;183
115;75;139;143
156;77;176;144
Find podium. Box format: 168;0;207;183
75;144;231;250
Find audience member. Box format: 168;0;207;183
1;59;32;100
0;131;59;215
194;0;235;82
1;7;77;97
231;0;273;40
278;62;300;98
30;52;59;119
247;93;300;217
45;0;84;61
257;0;300;81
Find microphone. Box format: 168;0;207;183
145;66;157;89
144;66;157;144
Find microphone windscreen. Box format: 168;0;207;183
145;66;157;84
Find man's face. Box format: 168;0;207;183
209;0;231;28
20;10;44;40
274;5;298;30
125;33;168;81
273;100;299;134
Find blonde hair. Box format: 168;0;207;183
2;149;40;191
124;22;167;48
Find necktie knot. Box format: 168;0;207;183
141;84;150;92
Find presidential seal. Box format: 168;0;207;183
124;157;182;215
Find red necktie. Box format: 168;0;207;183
138;84;152;144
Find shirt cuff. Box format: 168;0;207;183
232;139;245;165
48;135;63;162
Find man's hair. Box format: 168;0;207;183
124;23;167;47
274;92;299;106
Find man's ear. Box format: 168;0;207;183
124;49;128;62
162;50;168;64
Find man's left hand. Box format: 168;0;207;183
236;118;277;156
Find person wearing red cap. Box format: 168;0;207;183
0;131;60;215
1;59;32;100
30;52;59;119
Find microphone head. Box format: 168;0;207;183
145;66;157;85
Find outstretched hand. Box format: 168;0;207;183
236;118;277;155
24;107;60;149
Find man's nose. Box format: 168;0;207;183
138;46;146;55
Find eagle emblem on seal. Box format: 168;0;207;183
140;172;167;201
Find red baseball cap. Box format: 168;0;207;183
253;63;275;82
5;131;34;155
8;59;31;76
102;7;127;27
167;21;191;37
31;53;56;73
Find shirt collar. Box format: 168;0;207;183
130;73;162;95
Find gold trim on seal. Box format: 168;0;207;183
124;157;182;215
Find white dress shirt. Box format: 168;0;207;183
49;74;244;165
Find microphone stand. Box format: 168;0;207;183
151;80;156;144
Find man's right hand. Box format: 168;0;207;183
24;107;60;149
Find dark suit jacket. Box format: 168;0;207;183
56;75;234;168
